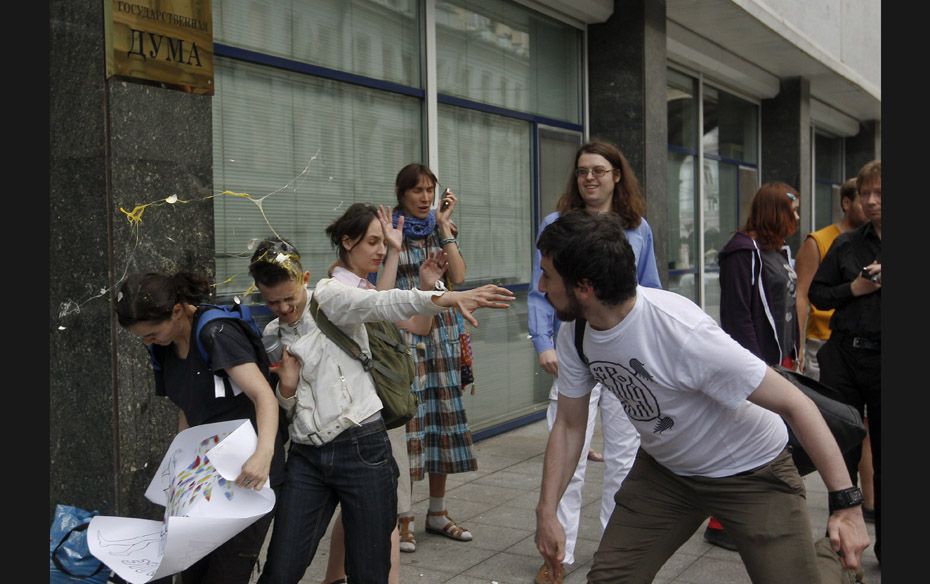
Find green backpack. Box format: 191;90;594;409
309;297;418;429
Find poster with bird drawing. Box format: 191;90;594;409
87;420;275;583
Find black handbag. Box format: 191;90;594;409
774;366;867;476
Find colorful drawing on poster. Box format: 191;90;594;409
165;432;236;518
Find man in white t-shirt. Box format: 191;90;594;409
532;211;869;583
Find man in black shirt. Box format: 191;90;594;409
809;159;882;563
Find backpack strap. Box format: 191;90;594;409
574;318;589;366
194;304;229;367
192;303;264;367
146;344;167;395
308;296;373;371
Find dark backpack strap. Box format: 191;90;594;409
308;297;372;370
194;305;229;366
574;318;588;366
146;344;167;396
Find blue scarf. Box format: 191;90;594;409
393;209;436;240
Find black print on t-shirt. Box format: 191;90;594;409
589;360;675;435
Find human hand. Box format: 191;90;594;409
851;262;881;296
437;189;458;226
535;510;566;581
437;284;514;327
826;506;870;570
419;250;449;290
539;349;559;377
379;205;403;251
236;451;272;490
272;348;300;399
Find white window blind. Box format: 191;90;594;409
212;58;422;295
436;0;581;123
215;0;421;88
437;103;532;285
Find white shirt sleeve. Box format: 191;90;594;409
554;320;598;398
313;277;443;326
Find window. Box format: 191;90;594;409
215;0;421;87
212;58;422;294
211;0;584;430
813;130;845;231
667;70;699;302
436;0;581;123
437;104;532;284
667;68;759;319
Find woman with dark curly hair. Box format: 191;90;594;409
115;271;286;584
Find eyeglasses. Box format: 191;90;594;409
575;167;614;178
786;193;797;202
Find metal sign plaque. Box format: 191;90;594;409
105;0;214;95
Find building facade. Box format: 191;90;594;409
50;0;880;515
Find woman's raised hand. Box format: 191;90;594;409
436;189;458;225
419;250;449;290
378;205;404;251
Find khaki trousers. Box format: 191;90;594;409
588;448;823;584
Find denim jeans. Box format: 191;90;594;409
257;418;398;584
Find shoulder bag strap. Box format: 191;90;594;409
574;318;589;366
308;296;373;372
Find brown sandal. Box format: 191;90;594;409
425;510;473;541
398;516;416;552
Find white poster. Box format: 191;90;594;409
88;420;276;583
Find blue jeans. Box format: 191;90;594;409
257;419;398;584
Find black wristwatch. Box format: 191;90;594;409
828;486;864;513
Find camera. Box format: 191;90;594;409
860;267;880;283
440;188;451;211
262;334;284;366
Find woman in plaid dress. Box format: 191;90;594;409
390;163;476;552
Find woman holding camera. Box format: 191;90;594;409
389;163;473;552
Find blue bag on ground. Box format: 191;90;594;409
50;504;110;583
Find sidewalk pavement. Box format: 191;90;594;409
256;417;881;583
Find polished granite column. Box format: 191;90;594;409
587;0;669;287
50;0;214;519
846;120;881;178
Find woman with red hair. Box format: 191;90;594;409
710;182;801;550
718;182;801;368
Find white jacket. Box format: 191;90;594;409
266;277;443;445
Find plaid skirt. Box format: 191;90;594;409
403;309;477;480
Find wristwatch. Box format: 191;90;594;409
828;486;864;513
